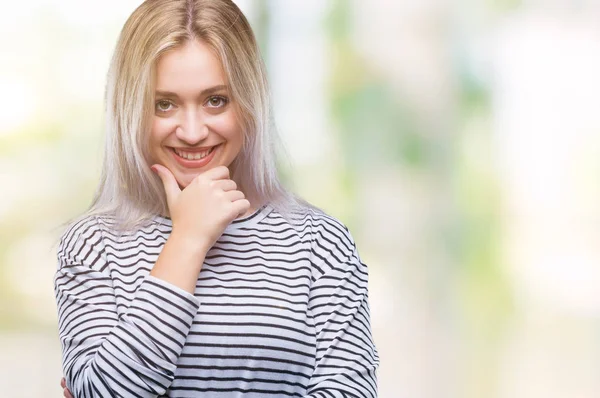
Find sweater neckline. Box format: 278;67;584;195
226;203;272;231
152;204;272;232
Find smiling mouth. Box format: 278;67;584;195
171;145;219;160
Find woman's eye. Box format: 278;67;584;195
155;100;173;112
206;96;228;108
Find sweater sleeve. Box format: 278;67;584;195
54;217;200;398
304;219;379;398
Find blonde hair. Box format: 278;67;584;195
88;0;314;230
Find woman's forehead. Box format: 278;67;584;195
155;40;226;93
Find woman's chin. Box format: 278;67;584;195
175;174;197;189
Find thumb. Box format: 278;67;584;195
151;164;181;207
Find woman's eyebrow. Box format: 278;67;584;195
155;84;229;98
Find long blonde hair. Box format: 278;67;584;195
89;0;313;230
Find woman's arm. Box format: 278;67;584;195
55;216;201;398
56;165;249;397
304;220;379;397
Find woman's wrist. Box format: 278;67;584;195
168;228;211;259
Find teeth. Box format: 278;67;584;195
175;148;211;160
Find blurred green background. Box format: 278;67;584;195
2;1;600;397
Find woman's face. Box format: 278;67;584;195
149;39;243;188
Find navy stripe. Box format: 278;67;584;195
54;205;378;397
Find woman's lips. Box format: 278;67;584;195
170;144;219;168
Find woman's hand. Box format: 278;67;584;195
152;164;250;253
60;377;73;398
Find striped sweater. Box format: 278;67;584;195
54;204;379;397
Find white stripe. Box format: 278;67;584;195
54;206;379;397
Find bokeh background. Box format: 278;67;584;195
1;0;600;397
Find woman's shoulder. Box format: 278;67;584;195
59;213;101;243
279;202;357;250
284;203;365;282
59;212;118;242
57;213;112;269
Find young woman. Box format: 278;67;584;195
54;0;379;397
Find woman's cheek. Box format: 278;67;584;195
152;118;175;140
213;113;242;139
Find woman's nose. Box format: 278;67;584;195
175;110;209;144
